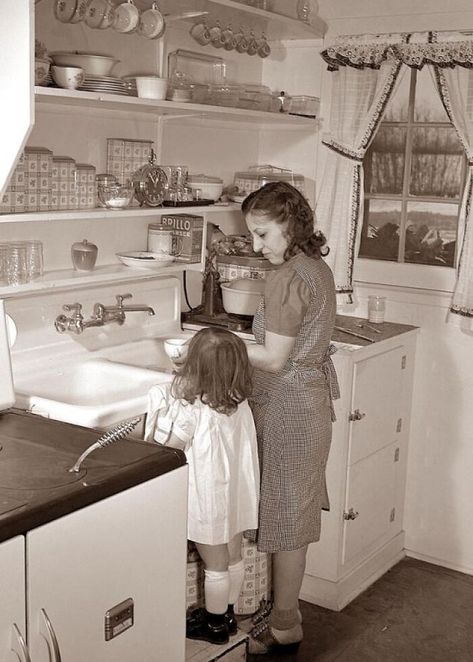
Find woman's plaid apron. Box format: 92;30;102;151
249;254;339;553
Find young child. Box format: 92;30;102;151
145;327;260;645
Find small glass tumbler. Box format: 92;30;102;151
368;295;386;324
25;240;44;280
0;244;7;283
5;244;27;286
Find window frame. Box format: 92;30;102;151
355;68;465;293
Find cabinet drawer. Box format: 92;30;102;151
349;346;405;464
342;443;399;566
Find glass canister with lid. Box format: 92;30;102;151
233;165;305;196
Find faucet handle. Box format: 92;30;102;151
116;293;133;307
63;303;83;318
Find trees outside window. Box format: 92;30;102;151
359;68;465;268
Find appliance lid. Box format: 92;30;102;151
0;300;15;411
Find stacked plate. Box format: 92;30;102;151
78;75;128;96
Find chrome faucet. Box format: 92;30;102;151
54;294;155;334
93;293;155;325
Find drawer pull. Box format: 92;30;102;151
349;409;366;422
343;508;359;520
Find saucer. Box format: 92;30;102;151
116;251;175;269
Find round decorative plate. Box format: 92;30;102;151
116;251;175;269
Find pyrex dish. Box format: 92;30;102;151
288;95;320;118
208;84;241;107
116;251;175;269
167;49;228;86
99;183;134;209
187;175;224;201
50;52;119;76
237;85;272;111
234;165;305;195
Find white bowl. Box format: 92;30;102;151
51;66;84;90
50;52;119;76
163;338;190;361
135;76;168;100
220;278;265;316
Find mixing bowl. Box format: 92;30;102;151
220;278;265;316
50;52;119;76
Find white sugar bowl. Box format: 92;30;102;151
51;65;84;90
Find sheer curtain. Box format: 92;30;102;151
435;62;473;325
316;57;403;295
317;31;473;320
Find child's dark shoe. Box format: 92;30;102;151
186;610;229;645
225;604;238;636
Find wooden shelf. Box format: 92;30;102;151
0;262;203;299
0;203;241;225
35;88;318;128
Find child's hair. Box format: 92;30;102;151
172;327;252;415
241;181;329;261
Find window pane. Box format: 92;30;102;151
383;68;410;122
414;68;449;122
366;127;407;194
359;199;401;261
405;201;457;267
409;127;464;198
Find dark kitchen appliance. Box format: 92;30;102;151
181;247;254;332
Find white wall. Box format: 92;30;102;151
319;0;473;574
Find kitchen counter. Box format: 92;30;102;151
333;314;418;346
0;408;186;543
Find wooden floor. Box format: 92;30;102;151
247;557;473;661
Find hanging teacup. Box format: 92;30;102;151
138;2;166;39
112;0;140;33
189;20;212;46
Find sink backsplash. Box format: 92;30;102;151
6;276;182;381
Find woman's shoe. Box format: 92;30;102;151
186;610;229;645
225;605;238;636
248;620;303;655
238;598;273;633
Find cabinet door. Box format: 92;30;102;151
0;536;27;662
349;346;405;465
0;0;33;195
27;467;188;662
342;443;398;566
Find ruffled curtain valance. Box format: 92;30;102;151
321;31;473;71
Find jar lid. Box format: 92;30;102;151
72;239;97;253
188;174;223;184
148;224;172;231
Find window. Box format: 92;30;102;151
359;68;465;269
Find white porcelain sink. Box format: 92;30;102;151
14;358;172;428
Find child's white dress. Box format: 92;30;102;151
145;383;260;546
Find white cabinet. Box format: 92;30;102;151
0;536;27;662
1;467;188;662
301;330;418;611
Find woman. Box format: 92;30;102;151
241;181;339;655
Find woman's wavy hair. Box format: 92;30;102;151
241;181;329;261
172;327;252;415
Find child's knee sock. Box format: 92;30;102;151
204;569;230;615
228;559;245;606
